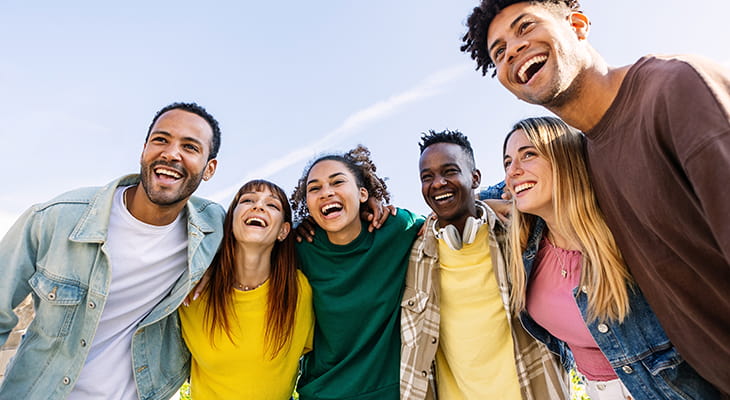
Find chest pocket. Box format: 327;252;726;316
400;286;430;348
29;271;86;337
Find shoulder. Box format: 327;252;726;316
188;195;226;226
188;195;226;216
632;54;729;90
32;186;100;213
390;208;425;231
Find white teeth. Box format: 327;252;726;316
321;203;342;215
514;182;535;193
518;55;547;83
155;168;182;179
434;193;453;201
245;217;267;227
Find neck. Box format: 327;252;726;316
543;222;580;251
326;221;363;245
125;185;187;226
548;53;631;132
234;244;273;289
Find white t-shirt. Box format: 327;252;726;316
68;186;188;400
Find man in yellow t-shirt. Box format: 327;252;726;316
400;129;567;400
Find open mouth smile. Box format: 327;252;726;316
433;192;454;202
244;217;268;227
321;202;344;216
517;55;547;84
514;182;536;194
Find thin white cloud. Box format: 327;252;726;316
207;65;470;203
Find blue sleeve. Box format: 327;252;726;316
0;206;40;345
478;181;506;200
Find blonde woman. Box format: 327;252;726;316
499;117;718;400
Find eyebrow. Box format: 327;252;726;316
149;130;205;148
306;172;346;186
488;13;529;55
420;162;460;175
240;191;282;202
503;145;536;160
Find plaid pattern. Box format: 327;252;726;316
400;201;569;400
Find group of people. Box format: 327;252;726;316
1;0;728;399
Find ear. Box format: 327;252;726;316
471;168;482;189
202;159;218;181
569;12;590;40
278;222;291;241
359;187;369;203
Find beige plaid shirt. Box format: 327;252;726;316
400;201;569;400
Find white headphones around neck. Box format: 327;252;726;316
432;201;488;251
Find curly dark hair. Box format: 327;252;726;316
146;102;222;160
419;129;476;168
291;145;390;224
461;0;581;76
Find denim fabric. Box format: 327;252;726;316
518;218;719;400
478;182;506;201
0;175;225;400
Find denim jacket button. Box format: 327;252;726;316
48;292;56;300
421;370;428;377
80;339;87;347
407;300;415;307
88;301;96;309
431;337;437;344
62;376;71;385
597;323;609;333
622;365;634;374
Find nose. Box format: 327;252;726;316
320;184;334;198
433;174;448;188
160;144;182;161
506;39;528;64
506;160;523;177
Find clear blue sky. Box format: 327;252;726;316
2;0;729;235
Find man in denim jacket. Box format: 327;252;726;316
0;102;225;400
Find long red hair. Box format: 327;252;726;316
203;179;300;358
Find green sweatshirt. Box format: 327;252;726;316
296;208;423;400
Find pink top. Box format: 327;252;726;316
526;237;617;381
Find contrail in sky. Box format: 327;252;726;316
207;64;469;204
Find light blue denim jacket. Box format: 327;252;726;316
0;175;225;400
479;184;719;399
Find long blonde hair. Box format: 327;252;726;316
504;116;632;322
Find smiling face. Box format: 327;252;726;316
420;142;480;231
231;187;291;248
503;129;554;220
139;109;217;207
487;2;590;108
305;159;369;245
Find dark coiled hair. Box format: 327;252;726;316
291;145;390;224
461;0;580;76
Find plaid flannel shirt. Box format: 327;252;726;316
400;201;569;400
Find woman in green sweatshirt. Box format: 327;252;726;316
290;145;424;400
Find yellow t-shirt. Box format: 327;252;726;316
435;224;521;399
179;270;314;400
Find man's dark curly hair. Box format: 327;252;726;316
146;102;222;160
291;145;390;224
419;129;476;169
461;0;581;76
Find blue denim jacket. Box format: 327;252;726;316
0;175;225;400
479;186;719;399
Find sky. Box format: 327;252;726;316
2;0;730;237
